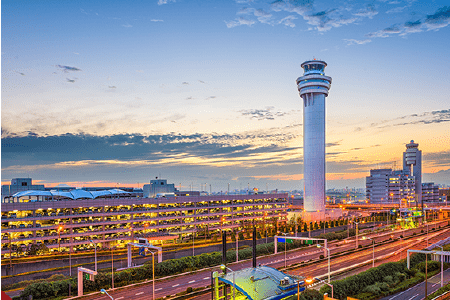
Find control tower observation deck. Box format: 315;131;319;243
296;60;332;215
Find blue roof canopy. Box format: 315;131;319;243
11;189;131;200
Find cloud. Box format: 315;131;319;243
366;6;450;39
158;0;176;5
353;5;378;19
108;86;116;88
198;80;206;84
1;132;302;173
344;38;371;45
386;6;408;14
66;78;76;83
57;65;81;72
151;19;164;22
182;82;189;85
279;15;297;27
356;109;450;131
424;6;450;31
122;23;133;28
205;96;216;100
225;17;256;28
240;107;287;121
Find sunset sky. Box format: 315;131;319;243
2;0;449;191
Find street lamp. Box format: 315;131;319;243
220;265;236;300
281;232;289;269
100;288;114;300
353;222;359;249
362;236;375;268
89;240;97;271
438;246;444;288
315;277;333;298
111;245;116;290
192;227;196;257
57;225;64;253
149;250;156;300
317;244;331;283
235;230;242;263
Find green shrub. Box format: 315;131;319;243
319;255;324;259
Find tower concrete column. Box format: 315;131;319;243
297;60;332;218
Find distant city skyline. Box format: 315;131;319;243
2;0;449;190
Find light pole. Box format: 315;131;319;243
438;246;444;288
149;250;156;300
8;233;12;272
317;244;331;282
354;222;359;249
220;265;236;300
192;227;196;257
235;230;242;262
363;237;375;268
90;240;97;271
111;245;116;289
100;288;114;300
281;232;289;269
58;225;64;252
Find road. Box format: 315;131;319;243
72;222;449;300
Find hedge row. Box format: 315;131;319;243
319;253;446;300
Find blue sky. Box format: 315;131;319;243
2;0;450;191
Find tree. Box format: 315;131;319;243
304;223;308;232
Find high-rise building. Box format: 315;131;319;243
422;182;440;202
403;140;422;205
366;169;415;205
296;60;332;218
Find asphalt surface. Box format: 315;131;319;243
70;222;448;300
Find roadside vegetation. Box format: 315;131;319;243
319;253;449;300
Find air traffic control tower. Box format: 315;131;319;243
297;60;332;221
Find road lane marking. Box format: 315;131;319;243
203;277;209;280
189;280;195;283
136;292;144;296
116;297;124;300
432;283;439;287
408;293;419;300
172;284;180;287
155;288;162;291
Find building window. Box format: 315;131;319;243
22;182;27;186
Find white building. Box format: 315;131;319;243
296;60;332;220
366;169;415;205
403;140;422;204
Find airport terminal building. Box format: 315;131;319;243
1;189;288;256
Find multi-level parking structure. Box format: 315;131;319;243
1;190;288;256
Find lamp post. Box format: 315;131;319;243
438;246;444;288
220;265;235;300
100;288;114;300
149;250;156;300
111;245;116;289
280;232;290;268
58;225;64;252
90;240;97;271
8;233;12;272
317;244;331;283
354;222;359;249
235;230;242;263
192;227;196;257
362;237;375;268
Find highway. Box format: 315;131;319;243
75;221;449;300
